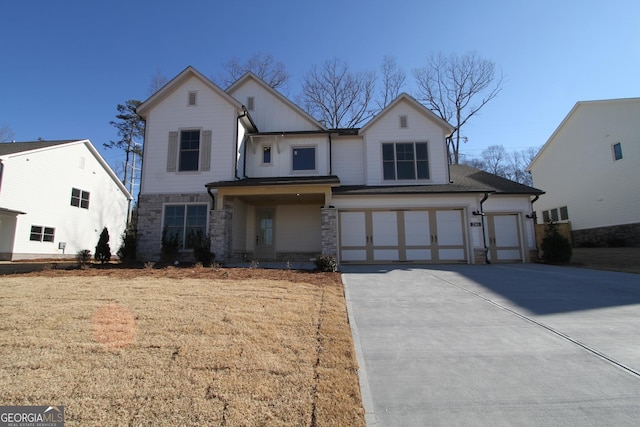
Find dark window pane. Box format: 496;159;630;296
416;160;429;179
30;226;42;241
179;130;200;171
396;162;415;180
263;146;271;163
43;227;55;242
395;143;414;161
415;143;428;160
559;206;569;221
542;211;550;223
383;161;396;180
550;209;559;222
613;143;623;160
293;147;315;171
382;144;395;161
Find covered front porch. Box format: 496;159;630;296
206;176;340;262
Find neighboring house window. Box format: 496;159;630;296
30;225;55;242
292;147;316;171
163;204;207;249
71;188;90;209
399;115;408;128
247;96;255;111
263;146;272;164
188;91;197;106
613;142;623;160
179;130;200;171
382;142;429;180
542;206;569;223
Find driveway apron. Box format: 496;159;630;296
342;264;640;426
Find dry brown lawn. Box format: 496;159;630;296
0;267;365;426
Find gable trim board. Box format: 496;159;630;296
135;66;542;264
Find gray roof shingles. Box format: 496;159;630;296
0;140;79;156
333;164;544;196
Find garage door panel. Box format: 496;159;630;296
436;210;464;246
340;212;366;246
341;250;367;262
404;211;430;246
438;248;466;261
494;215;519;247
406;249;432;261
373;249;400;261
372;212;398;246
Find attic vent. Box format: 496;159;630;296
188;91;197;106
247;96;255;111
399;115;408;128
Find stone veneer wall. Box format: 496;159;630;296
321;208;337;257
136;193;211;261
572;222;640;247
210;199;233;262
473;248;487;264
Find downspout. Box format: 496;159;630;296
476;192;490;264
446;135;454;183
207;187;216;210
328;133;333;175
528;194;541;260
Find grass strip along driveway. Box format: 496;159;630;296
0;267;365;426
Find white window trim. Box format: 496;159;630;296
291;145;318;174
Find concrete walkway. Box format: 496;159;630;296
342;263;640;426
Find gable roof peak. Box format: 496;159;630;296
360;93;454;134
137;65;243;117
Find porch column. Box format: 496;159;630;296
321;207;338;257
210;198;233;262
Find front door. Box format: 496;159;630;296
255;208;275;259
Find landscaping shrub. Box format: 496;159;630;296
76;249;92;268
161;227;180;262
187;229;214;266
315;254;338;272
117;230;137;264
94;227;112;264
540;222;572;264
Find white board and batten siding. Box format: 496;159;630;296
332;138;365;185
227;76;321;133
141;75;239;195
0;141;130;258
361;99;450;186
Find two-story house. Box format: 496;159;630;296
528;98;640;246
0;139;131;260
136;66;543;264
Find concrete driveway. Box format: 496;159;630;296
342;264;640;426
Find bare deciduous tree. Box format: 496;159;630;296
0;124;14;142
461;145;541;186
300;57;376;128
481;144;508;176
218;53;290;90
148;68;169;96
378;55;406;110
414;51;503;164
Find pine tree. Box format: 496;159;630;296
95;227;112;264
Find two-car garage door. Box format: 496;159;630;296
339;209;467;263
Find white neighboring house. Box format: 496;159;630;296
528;98;640;246
136;66;543;264
0;139;132;260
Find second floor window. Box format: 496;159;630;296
292;147;316;171
263;146;272;164
71;188;90;209
382;142;429;180
180;130;200;171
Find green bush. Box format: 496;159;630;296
117;230;137;264
315;255;338;272
94;227;112;264
540;222;572;264
161;227;180;263
187;229;214;266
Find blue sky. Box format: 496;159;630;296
1;0;639;178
